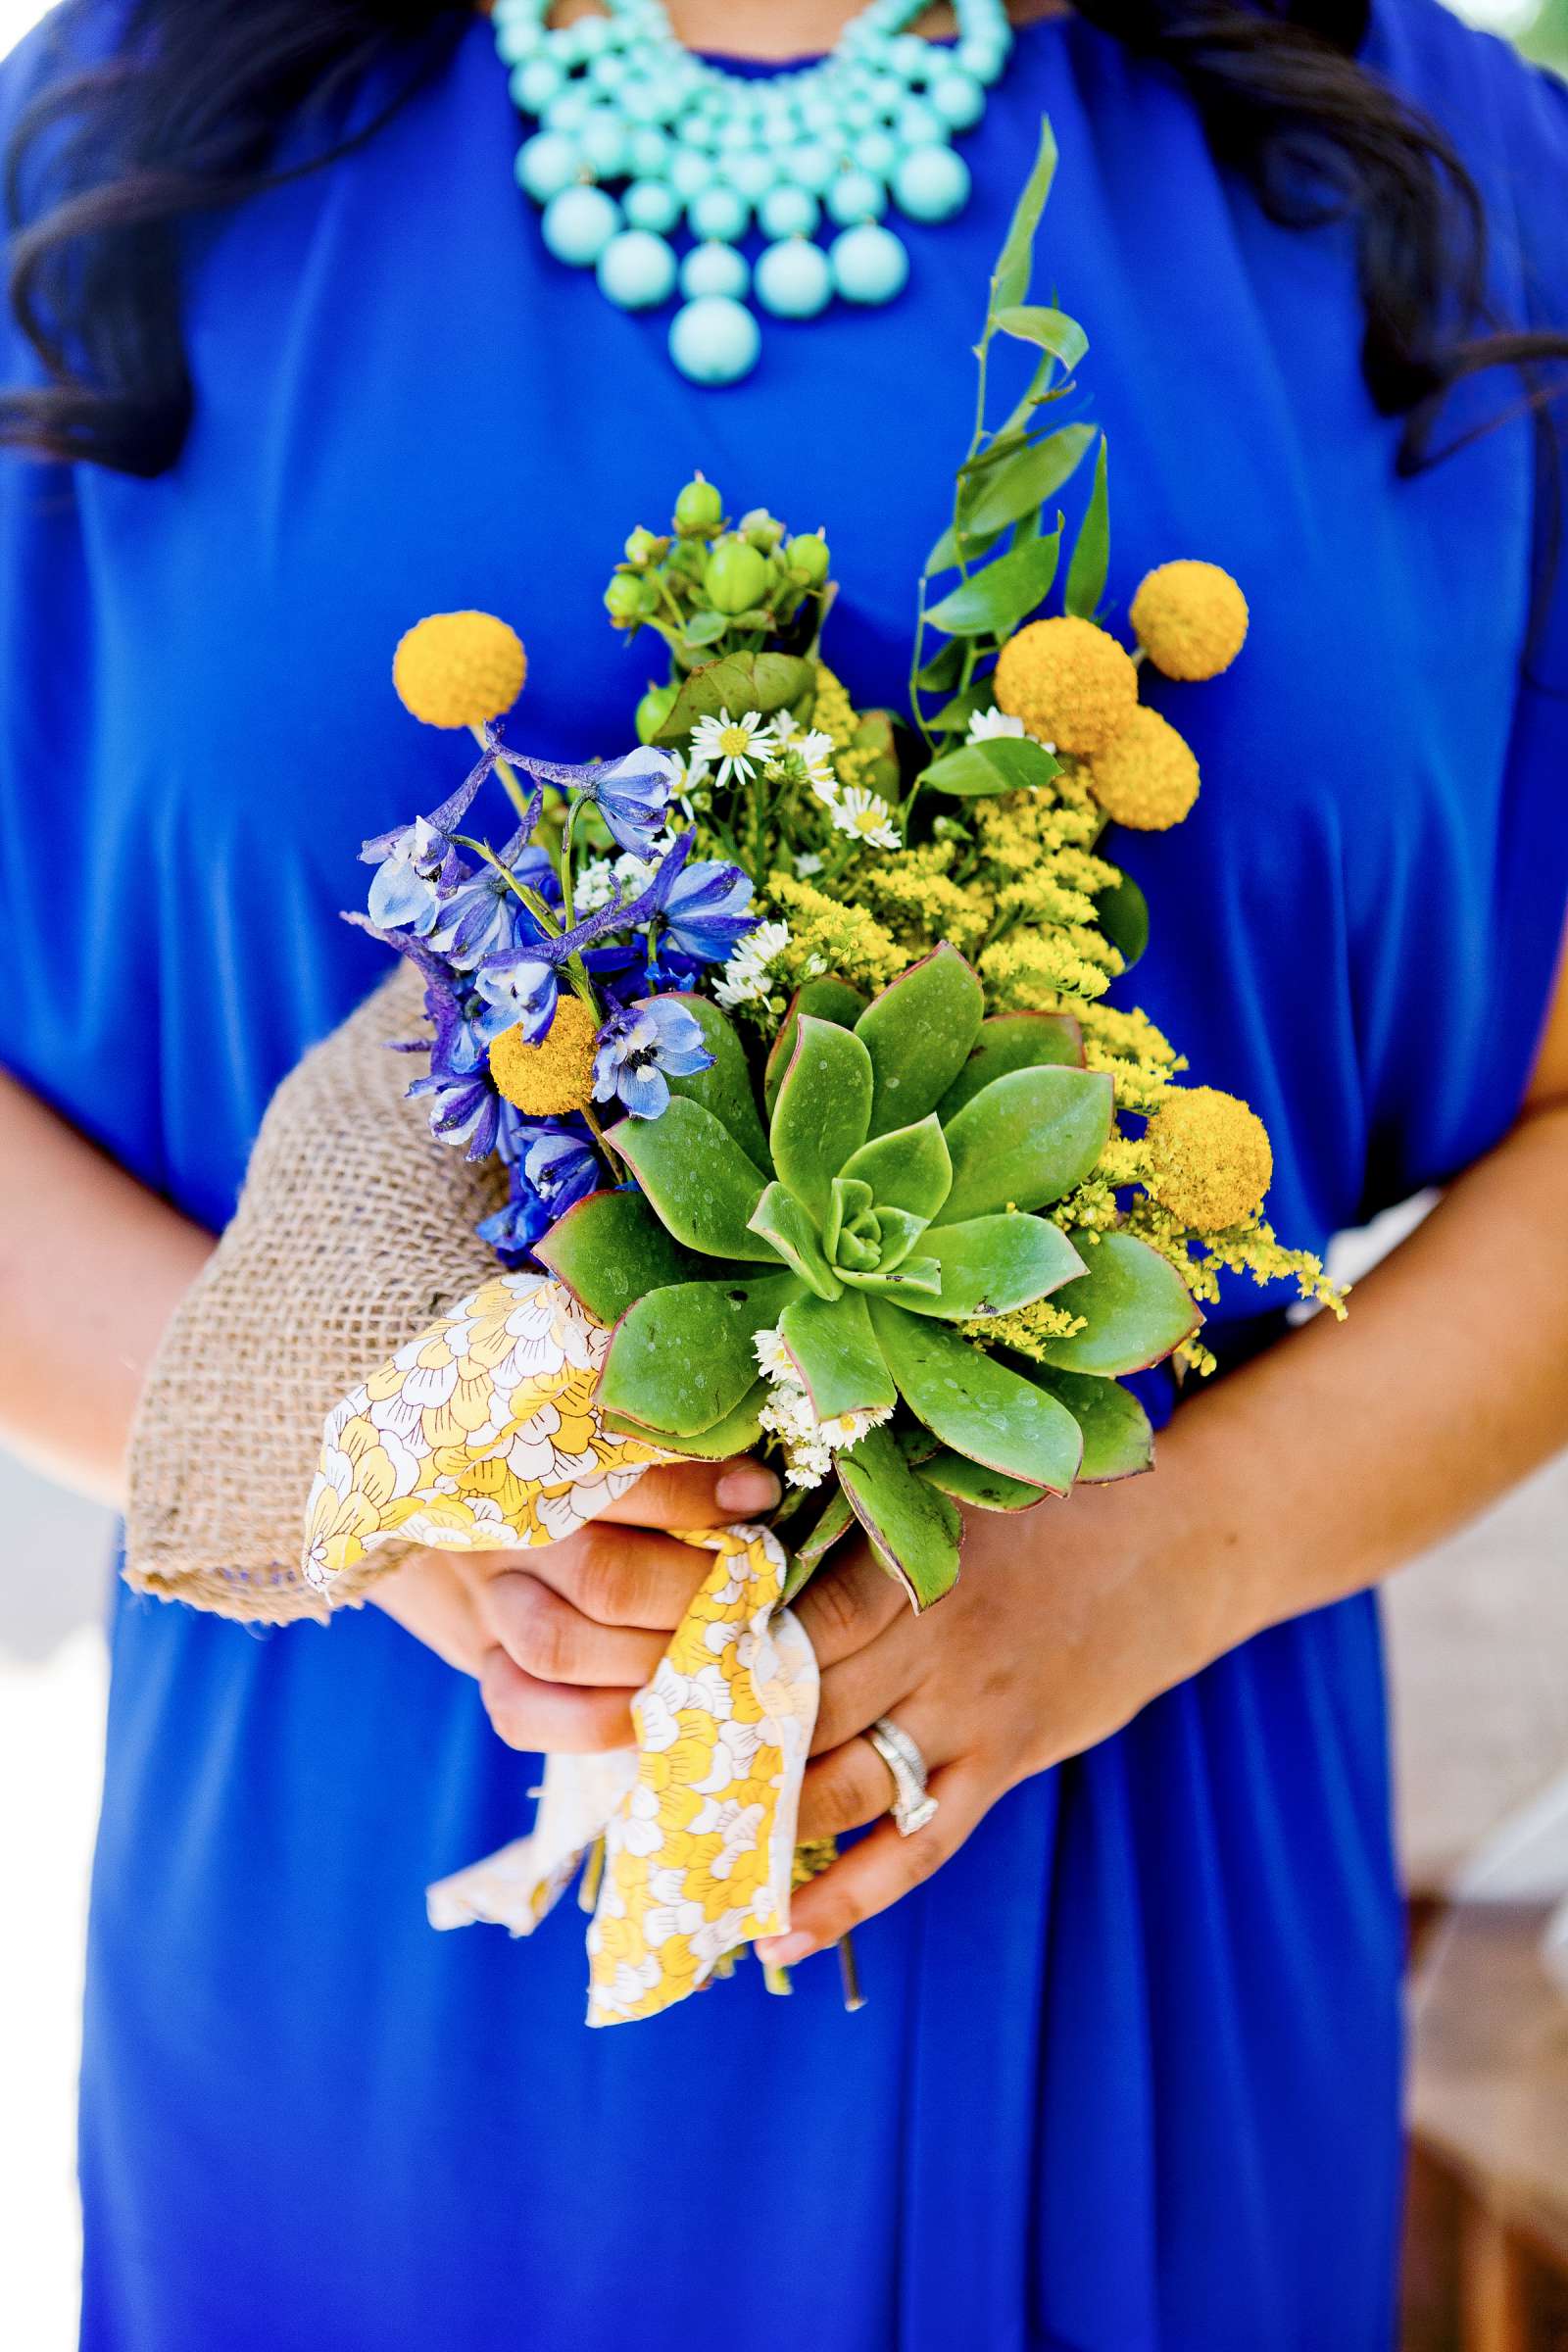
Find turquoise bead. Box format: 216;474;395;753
542;184;621;267
493;19;543;66
515;130;578;203
668;148;715;200
588;51;630;93
510;56;564;115
786;141;838;194
930;69;985;129
729;150;778;203
896;99;946;148
578;111;628;179
668;295;760;386
597;226;678;308
756;238;834;319
544;85;595;134
956;35;1008;85
687;184;750;242
759;183;819;240
858;126;899;179
627;126;673;177
680;242;750;300
826;169;887;226
829;220;908;305
889;32;930;79
894;143;970;221
623;176;682;233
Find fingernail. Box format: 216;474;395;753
715;1462;782;1514
756;1932;816;1966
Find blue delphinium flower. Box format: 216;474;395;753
476;1123;600;1264
425;838;560;970
660;858;756;963
359;763;487;935
403;972;520;1161
472;831;700;1043
584;745;678;856
592;997;713;1121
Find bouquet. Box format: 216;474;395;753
129;125;1340;2022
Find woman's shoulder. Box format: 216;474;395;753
1368;0;1568;319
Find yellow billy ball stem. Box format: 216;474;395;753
490;996;600;1116
393;611;528;729
1129;562;1249;682
1143;1087;1274;1229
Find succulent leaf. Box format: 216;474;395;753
609;1096;775;1261
605;1382;768;1459
749;1181;841;1299
599;1271;801;1438
783;1486;856;1597
850;1252;943;1299
854;943;986;1138
891;1212;1086;1322
769;1014;874;1225
662;993;773;1169
867;1299;1084;1491
936;1065;1113;1223
936;1010;1085;1119
535;1186;704;1327
833;1203;930;1280
1035;1230;1201;1375
838;1114;953;1222
836;1424;964;1608
763;977;867;1115
1020;1362;1154;1479
916;1450;1050;1512
780;1290;896;1423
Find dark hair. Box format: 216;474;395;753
3;0;1566;476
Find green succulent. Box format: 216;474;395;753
539;945;1200;1605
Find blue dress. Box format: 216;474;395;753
3;5;1566;2345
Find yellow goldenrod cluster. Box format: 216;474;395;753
978;925;1120;1010
1141;1085;1274;1229
860;844;992;957
1130;561;1249;682
813;663;889;795
489;996;598;1114
962;1298;1088;1360
392;611;527;730
767;871;907;994
1077;1002;1185;1115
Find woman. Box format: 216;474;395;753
2;0;1566;2344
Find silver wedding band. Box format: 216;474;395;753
867;1715;939;1838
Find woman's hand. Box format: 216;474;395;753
368;1454;781;1752
757;1459;1247;1970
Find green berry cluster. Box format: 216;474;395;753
603;474;835;741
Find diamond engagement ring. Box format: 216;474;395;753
867;1716;939;1838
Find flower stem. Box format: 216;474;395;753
469;721;530;823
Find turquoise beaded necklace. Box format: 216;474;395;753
492;0;1014;383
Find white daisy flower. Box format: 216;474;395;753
829;787;902;852
817;1403;895;1451
752;1324;797;1384
690;708;777;789
793;851;824;879
966;704;1028;744
713;917;791;1011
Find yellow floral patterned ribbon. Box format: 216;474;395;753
302;1272;819;2025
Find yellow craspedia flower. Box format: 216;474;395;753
489;995;599;1115
1143;1086;1273;1229
1087;707;1201;831
1129;561;1249;682
993;615;1139;757
393;611;527;729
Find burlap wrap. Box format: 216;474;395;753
123;963;506;1622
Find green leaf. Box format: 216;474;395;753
780;1290;896;1423
749;1181;841;1299
1093;870;1149;970
868;1301;1083;1493
1022;1364;1153;1481
762;977;867;1115
916;1450;1050;1513
924;518;1007;577
839;1113;953;1221
682;609;730;649
599;1272;801;1439
836;1424;963;1609
1063;432;1110;619
662;992;772;1169
609;1097;774;1261
926;682;998;737
535;1186;705;1327
936;1066;1114;1222
991;117;1057;314
989;305;1088;371
634;1382;767;1461
767;1013;874;1224
959;424;1095;538
936;1011;1085;1119
654;650;815;745
855;943;986;1138
993;350;1057;448
918;737;1061;798
784;1486;856;1597
1036;1231;1201;1375
847;1252;943;1301
915;638;967;692
891;1212;1086;1322
922;531;1061;640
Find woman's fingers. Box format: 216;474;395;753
523;1520;714;1631
592;1455;781;1530
478;1646;638;1755
791;1544;908;1672
479;1570;666;1689
797;1679;944;1838
807;1608;926;1752
760;1759;996;1966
